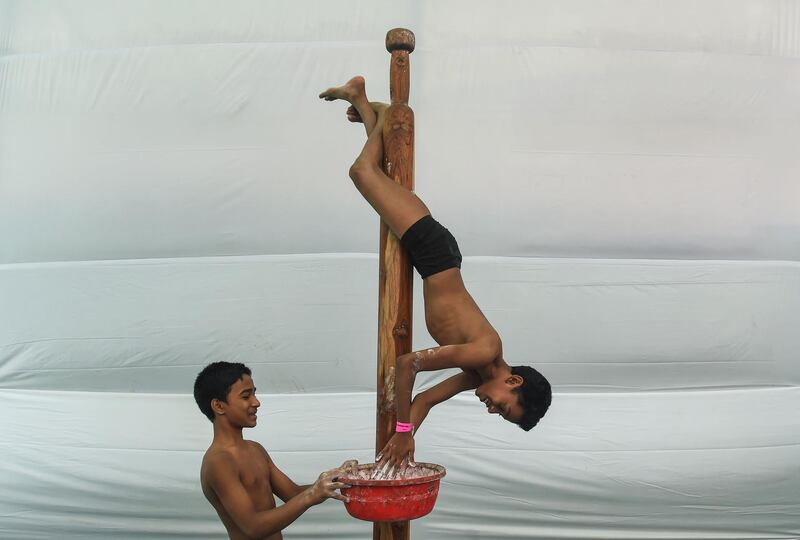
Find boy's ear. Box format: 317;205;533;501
211;398;226;416
507;374;524;387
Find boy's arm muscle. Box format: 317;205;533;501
206;454;314;539
411;371;481;433
409;340;501;372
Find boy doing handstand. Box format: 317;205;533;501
320;77;552;477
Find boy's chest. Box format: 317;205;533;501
239;450;271;491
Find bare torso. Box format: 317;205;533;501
423;268;502;374
201;441;281;540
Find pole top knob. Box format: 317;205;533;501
386;28;415;53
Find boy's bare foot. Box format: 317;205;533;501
321;77;385;134
319;76;366;103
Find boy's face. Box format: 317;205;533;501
474;375;523;424
217;375;260;428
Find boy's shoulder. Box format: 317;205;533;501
203;440;271;466
245;439;272;461
201;444;234;474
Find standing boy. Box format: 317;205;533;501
194;362;354;539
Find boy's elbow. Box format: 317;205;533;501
240;520;258;539
245;526;277;540
240;517;271;540
411;393;425;407
396;353;415;373
413;389;436;409
240;523;258;540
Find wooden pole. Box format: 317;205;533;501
374;27;415;540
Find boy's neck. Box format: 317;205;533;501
212;418;246;446
485;359;512;381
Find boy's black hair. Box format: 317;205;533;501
193;362;252;422
510;365;552;431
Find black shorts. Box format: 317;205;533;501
400;215;462;279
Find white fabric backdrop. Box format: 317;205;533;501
1;1;799;539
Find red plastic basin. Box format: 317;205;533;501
341;463;446;522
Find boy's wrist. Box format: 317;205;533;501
395;421;414;433
303;487;325;508
304;485;322;506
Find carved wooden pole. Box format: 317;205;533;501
375;27;415;540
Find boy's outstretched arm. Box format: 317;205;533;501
206;454;349;539
259;442;358;503
376;341;496;476
396;338;500;428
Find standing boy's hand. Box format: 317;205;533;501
339;459;359;477
375;432;415;479
307;467;351;505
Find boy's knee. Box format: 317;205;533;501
348;159;376;181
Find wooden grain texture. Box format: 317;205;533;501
375;27;415;540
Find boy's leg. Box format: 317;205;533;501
321;77;429;238
348;106;430;238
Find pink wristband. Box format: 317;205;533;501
395;421;414;433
